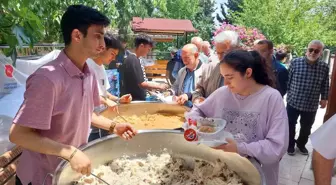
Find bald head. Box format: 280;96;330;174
202;41;211;55
191;37;203;51
202;41;211;47
182;44;198;53
181;44;199;70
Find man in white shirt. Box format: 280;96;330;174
310;114;336;185
87;32;132;141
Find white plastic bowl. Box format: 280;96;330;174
183;117;234;147
195;131;234;147
196;118;227;138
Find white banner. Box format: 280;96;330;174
0;55;28;99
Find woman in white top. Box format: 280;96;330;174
311;114;336;185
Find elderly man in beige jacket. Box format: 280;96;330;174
171;44;206;107
176;30;241;105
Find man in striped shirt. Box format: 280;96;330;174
287;40;330;156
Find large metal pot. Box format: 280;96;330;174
52;130;266;185
101;101;190;130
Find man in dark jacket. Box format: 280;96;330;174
171;49;184;79
166;48;178;85
254;40;289;97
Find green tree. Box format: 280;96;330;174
216;4;227;23
0;0;44;59
216;0;243;24
116;0;201;48
114;0;166;41
319;0;336;51
28;0;118;43
232;0;336;54
0;0;118;58
194;0;216;41
115;0;151;36
1;0;216;59
158;0;215;43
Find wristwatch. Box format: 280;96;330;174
116;97;121;105
108;122;117;134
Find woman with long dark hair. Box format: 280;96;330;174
185;50;289;185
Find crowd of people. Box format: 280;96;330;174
7;4;334;185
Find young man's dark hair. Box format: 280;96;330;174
275;51;288;61
134;34;154;48
104;32;122;50
258;40;274;50
118;35;127;43
61;5;110;45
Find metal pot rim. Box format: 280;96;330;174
121;101;191;109
52;130;266;185
52;130;181;184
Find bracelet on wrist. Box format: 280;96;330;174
68;149;78;161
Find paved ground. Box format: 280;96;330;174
154;77;336;185
278;107;336;185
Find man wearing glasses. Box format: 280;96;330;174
287;40;330;156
